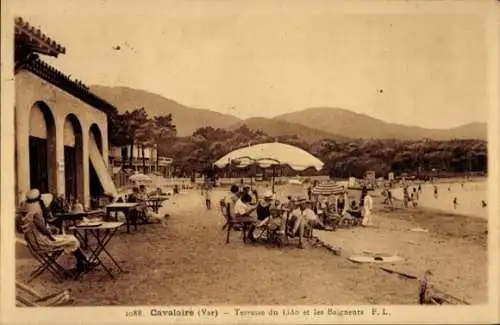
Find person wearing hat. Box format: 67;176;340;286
287;197;310;249
243;190;279;241
256;191;276;221
21;189;95;274
288;197;328;248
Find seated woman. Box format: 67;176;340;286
21;189;95;274
256;191;276;221
47;195;71;233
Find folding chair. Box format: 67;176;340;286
135;204;149;224
20;218;72;283
16;282;73;307
220;200;229;230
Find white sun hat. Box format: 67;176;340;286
263;190;274;200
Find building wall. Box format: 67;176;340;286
15;70;109;207
109;145;157;160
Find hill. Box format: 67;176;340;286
275;107;487;140
229;117;350;143
90;87;486;141
90;86;241;136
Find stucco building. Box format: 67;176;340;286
14;17;117;207
109;144;173;176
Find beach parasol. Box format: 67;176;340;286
129;173;152;183
214;142;324;191
311;183;345;196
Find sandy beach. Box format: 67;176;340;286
16;183;487;305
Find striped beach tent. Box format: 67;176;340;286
311;183;345;196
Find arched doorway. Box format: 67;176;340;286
29;102;56;193
63;114;83;202
88;123;104;202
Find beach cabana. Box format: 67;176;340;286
311;183;345;196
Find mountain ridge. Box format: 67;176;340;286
90;85;241;136
275;107;487;140
229;117;350;143
90;86;486;141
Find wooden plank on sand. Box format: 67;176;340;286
378;267;471;305
379;267;417;279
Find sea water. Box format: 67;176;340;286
392;181;487;219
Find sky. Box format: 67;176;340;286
8;0;493;129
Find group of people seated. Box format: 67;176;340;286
224;184;330;249
118;185;165;223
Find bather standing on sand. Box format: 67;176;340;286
434;185;438;199
403;188;409;208
453;197;458;209
203;182;212;210
386;189;393;206
360;187;374;227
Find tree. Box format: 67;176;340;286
126;108;149;168
153;114;177;171
135;119;157;173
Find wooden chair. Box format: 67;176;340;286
16;282;73;307
135;203;149;224
20;214;72;283
219;200;245;243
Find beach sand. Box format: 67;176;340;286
15;183;487;305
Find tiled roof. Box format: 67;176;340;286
22;58;117;115
15;17;66;57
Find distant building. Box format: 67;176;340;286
365;170;376;184
109;144;173;177
14;17;117;207
348;177;357;188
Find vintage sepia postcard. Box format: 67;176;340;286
1;0;499;324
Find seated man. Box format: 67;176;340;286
222;185;241;230
234;193;258;242
288;197;331;248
